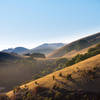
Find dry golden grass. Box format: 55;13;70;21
48;44;97;59
63;44;97;59
7;54;100;97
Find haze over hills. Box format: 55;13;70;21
0;52;21;61
0;33;100;100
0;56;57;92
2;47;29;54
1;0;100;99
7;54;100;99
2;43;65;55
48;32;100;58
28;43;65;55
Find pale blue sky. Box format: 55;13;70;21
0;0;100;50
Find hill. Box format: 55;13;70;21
0;52;20;61
63;44;97;59
6;54;100;99
48;32;100;58
28;43;65;55
2;43;65;55
2;47;29;54
0;42;100;94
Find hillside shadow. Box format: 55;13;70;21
56;76;83;89
55;79;74;90
68;78;82;87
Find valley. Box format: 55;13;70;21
0;33;100;100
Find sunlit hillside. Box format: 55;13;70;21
48;33;100;58
6;54;100;99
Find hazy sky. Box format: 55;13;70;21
0;0;100;50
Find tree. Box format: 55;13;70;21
53;75;55;80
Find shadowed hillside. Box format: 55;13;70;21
0;52;20;61
0;58;58;92
48;32;100;58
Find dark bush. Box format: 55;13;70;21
30;53;45;58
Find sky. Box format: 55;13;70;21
0;0;100;50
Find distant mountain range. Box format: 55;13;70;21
29;43;65;55
2;47;29;54
2;33;100;58
2;43;65;55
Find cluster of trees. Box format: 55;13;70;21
55;58;68;71
25;53;46;58
35;43;100;80
53;43;100;71
66;43;100;66
30;53;45;58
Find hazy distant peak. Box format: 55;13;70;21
2;43;65;55
2;47;29;54
29;43;65;55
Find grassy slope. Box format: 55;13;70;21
63;44;97;59
48;33;100;58
7;54;100;97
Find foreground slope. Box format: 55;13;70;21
48;32;100;58
7;54;100;97
0;57;57;92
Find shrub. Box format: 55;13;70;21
13;86;21;94
25;92;35;100
66;74;72;80
52;75;55;80
59;72;62;77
